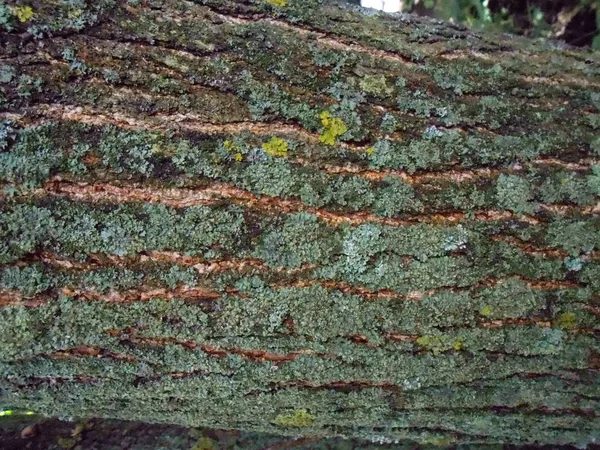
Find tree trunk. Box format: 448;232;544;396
1;0;599;447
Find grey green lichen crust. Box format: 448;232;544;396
0;0;599;447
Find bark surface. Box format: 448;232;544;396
0;0;599;447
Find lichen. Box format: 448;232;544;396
266;0;287;7
190;437;216;450
0;0;599;446
261;137;288;157
359;74;393;97
495;174;537;215
273;409;315;427
554;312;577;330
11;5;34;23
319;111;348;145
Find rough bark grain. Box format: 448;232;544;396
0;0;599;447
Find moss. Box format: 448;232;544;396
262;137;288;157
273;409;315;427
319;111;348;145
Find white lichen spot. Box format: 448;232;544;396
402;377;421;390
443;225;468;251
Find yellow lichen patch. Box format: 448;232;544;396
262;137;288;157
555;312;577;330
319;111;347;145
234;152;243;162
190;437;216;450
366;147;375;155
12;5;34;22
266;0;287;6
67;9;83;20
273;409;315;427
223;140;235;152
416;335;457;356
480;305;492;316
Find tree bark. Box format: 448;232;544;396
0;0;599;447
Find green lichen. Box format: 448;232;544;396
253;212;338;268
262;137;288;157
0;1;599;446
555;312;577;330
266;0;287;7
190;437;216;450
587;165;600;195
495;174;537;215
11;5;34;23
319;111;347;145
546;219;598;256
359;74;393;97
273;409;315;427
416;335;464;356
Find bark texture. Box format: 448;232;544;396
1;0;600;447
